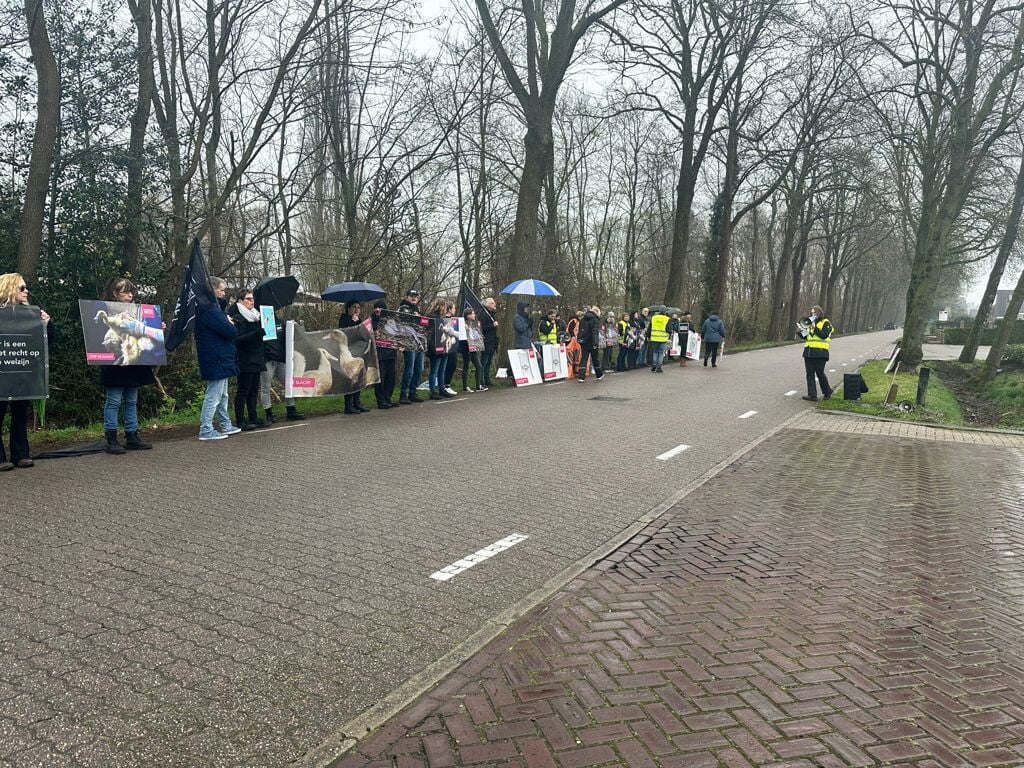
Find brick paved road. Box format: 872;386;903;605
332;418;1024;767
0;332;902;766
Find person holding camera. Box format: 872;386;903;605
800;305;834;401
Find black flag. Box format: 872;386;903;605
459;281;493;323
165;240;216;352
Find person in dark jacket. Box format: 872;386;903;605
195;277;240;440
701;311;726;367
260;309;304;424
229;289;266;430
99;278;157;454
338;300;370;414
513;300;533;349
479;297;499;387
627;311;641;369
398;289;425;404
576;306;605;382
602;313;617;372
0;272;53;470
677;310;693;367
371;299;398;408
443;301;460;395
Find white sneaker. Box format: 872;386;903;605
476;386;488;392
444;386;457;396
596;373;606;381
219;426;242;436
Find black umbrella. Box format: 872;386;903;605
253;275;299;310
321;281;386;303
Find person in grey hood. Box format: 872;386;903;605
513;301;533;349
700;311;726;367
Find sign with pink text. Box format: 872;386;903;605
507;348;542;386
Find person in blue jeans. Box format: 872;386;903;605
398;289;425;404
195;277;241;440
426;298;455;399
99;278;159;454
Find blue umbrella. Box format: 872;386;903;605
321;281;386;303
500;278;561;297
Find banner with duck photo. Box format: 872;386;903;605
373;309;435;353
77;299;166;366
285;320;380;397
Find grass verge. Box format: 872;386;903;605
818;359;964;426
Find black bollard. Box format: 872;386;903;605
916;367;931;407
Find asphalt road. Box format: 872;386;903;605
1;331;901;767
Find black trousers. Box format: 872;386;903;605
0;401;31;463
704;341;720;365
480;351;494;386
234;372;260;423
805;356;831;397
462;349;483;390
578;346;603;380
444;349;459;388
375;357;396;404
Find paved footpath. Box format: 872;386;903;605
332;414;1024;768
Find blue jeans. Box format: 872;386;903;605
200;378;232;434
401;351;424;395
427;354;447;391
650;342;667;368
636;344;647;365
104;386;139;432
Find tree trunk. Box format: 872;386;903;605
665;161;697;309
17;0;60;281
979;267;1024;387
960;152;1024;362
123;0;155;276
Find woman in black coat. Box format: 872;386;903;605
338;301;370;414
228;289;266;430
99;278;157;454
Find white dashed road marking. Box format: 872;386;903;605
739;410;758;419
656;444;691;461
253;423;310;433
430;533;528;582
785;390;798;397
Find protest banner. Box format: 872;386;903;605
507;348;542;386
78;300;166;366
465;319;484;352
259;305;277;340
285;319;380;397
669;332;682;358
0;304;48;400
686;332;701;360
374;309;433;352
166;239;215;352
541;344;569;381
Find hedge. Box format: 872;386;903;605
943;321;1024;345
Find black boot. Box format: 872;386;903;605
286;406;305;421
124;431;153;450
105;429;126;455
264;407;276;424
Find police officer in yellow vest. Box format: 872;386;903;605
647;308;671;373
800;304;835;401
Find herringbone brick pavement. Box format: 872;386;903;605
332;426;1024;767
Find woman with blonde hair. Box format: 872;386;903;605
0;273;52;470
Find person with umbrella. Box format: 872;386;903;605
371;299;398;409
229;288;267;430
338;300;371;414
253;276;304;423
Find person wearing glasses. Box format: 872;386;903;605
99;278;157;454
0;273;52;470
195;276;240;440
229;289;267;430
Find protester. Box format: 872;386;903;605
646;307;670;373
627;311;642;369
602;313;617;372
677;310;693;367
636;307;650;367
371;299;397;409
93;278;157;454
576;305;605;382
666;313;679;362
0;273;52;470
479;297;498;387
398;289;424;404
701;311;726;368
260;308;304;423
513;301;532;349
460;307;487;392
443;301;460;396
538;310;559;346
195;277;240;440
228;289;267;430
616;312;630;372
338;300;370;414
801;304;835;401
425;298;454;399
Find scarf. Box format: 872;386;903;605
235;302;260;323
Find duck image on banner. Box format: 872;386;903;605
285;319;380;397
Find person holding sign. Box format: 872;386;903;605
0;273;52;470
98;278;157;454
195;277;240;440
460;307;487;392
229;289;267;430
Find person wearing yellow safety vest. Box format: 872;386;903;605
646;308;671;373
616;312;631;371
538;310;559;345
800;304;835;401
